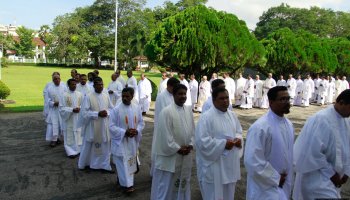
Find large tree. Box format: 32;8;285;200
14;26;35;58
145;5;265;76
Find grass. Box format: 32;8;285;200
0;65;162;112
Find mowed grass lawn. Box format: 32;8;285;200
0;65;162;112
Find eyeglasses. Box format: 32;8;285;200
277;96;291;103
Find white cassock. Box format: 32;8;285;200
340;80;350;93
78;92;113;171
254;80;263;108
43;82;54;118
197;80;211;112
180;79;192;106
76;83;92;97
126;76;139;104
107;80;123;107
302;79;313;107
117;76;126;88
335;79;342;101
313;78;321;102
235;77;247;106
326;81;335;104
150;90;174;176
189;79;198;110
286;78;296;104
109;102;145;187
240;78;255;109
277;79;286;87
244;110;294;200
202;96;233;113
151;103;195;200
293;79;304;106
195;106;243;200
261;78;276;108
293;105;350;200
224;77;235;102
59;90;83;156
158;78;169;94
45;83;67;141
138;78;153;113
317;80;329;105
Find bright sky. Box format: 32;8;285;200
0;0;349;30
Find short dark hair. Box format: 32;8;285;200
336;89;350;104
173;84;187;95
167;77;180;87
268;86;288;101
212;87;228;101
122;87;134;96
93;77;103;85
211;79;225;90
67;78;76;86
80;74;87;78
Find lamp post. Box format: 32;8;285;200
0;44;3;80
114;0;118;72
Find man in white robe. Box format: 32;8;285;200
179;73;192;106
138;73;152;115
245;86;294;200
326;76;335;104
254;75;263;108
158;72;169;94
189;74;198;111
235;73;246;106
78;77;114;171
43;72;62;118
261;73;277;108
223;72;235;103
109;87;145;193
45;74;67;147
59;78;83;158
115;70;126;88
313;74;321;103
240;75;255;109
107;73;123;107
286;74;296;105
317;76;329;105
293;75;304;106
151;84;195;200
197;76;211;112
209;73;217;84
76;74;92;97
335;76;342;101
196;87;243;200
126;70;139;104
302;74;313;107
150;77;180;176
293;89;350;200
277;75;286;87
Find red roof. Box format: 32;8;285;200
12;36;46;46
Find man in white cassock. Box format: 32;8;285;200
244;86;294;200
46;74;67;147
326;76;335;104
235;73;246;106
196;87;243;200
261;73;276;108
151;84;195;200
179;73;192;106
202;79;233;113
76;74;92;97
197;76;211;112
317;76;329;105
43;72;62;118
240;74;255;109
189;74;198;111
78;77;114;171
107;73;123;107
223;72;235;103
109;87;145;193
209;73;217;84
302;74;313;107
158;72;169;94
59;79;83;158
126;70;139;104
277;75;286;86
150;77;180;176
115;70;126;88
286;74;296;105
253;75;263;108
138;73;152;115
293;75;304;106
293;89;350;200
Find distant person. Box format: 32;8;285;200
189;74;198;111
293;89;350;199
223;72;235;103
107;73;123;107
277;75;286;87
126;70;139;104
76;74;92;97
197;76;211;112
158;72;169;94
286;74;296;105
87;72;97;88
261;73;276;108
235;73;246;106
115;70;126;88
253;75;263;108
240;74;254;109
70;69;77;79
138;73;152;115
179;73;192;106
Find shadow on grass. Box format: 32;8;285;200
0;105;43;113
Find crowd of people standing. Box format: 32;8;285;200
42;69;350;199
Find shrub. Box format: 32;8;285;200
1;57;9;67
0;80;10;99
149;79;158;101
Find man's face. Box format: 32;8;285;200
269;90;291;116
141;74;145;80
122;91;133;105
213;91;230;112
190;75;195;80
53;75;61;86
173;88;187;106
111;74;117;81
179;74;185;80
68;80;77;91
162;73;167;80
80;76;87;85
94;81;104;94
127;71;132;78
71;70;76;78
115;72;120;78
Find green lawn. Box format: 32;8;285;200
0;65;162;112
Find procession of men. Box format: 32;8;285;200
42;69;350;199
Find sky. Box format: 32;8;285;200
0;0;349;30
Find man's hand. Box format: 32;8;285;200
331;172;342;188
54;102;59;107
108;90;114;94
125;128;138;138
98;110;108;118
177;146;192;155
225;139;235;150
73;107;80;113
232;138;242;148
279;173;287;188
341;175;349;185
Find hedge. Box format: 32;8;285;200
0;80;10;99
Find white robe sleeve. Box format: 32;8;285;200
59;94;73;121
109;107;126;146
81;96;98;120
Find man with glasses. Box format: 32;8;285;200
244;86;294;200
